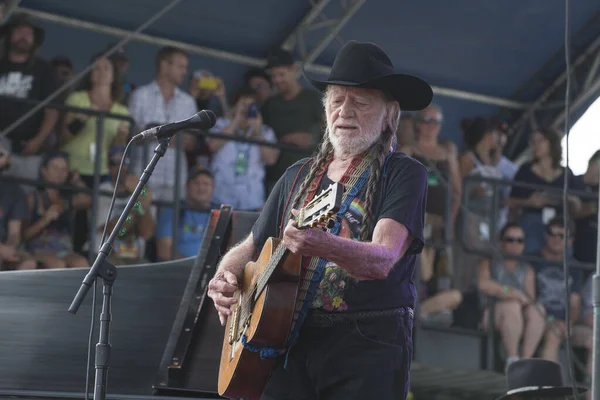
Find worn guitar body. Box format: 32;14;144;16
218;237;302;400
217;182;343;399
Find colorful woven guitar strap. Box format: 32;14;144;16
241;155;372;363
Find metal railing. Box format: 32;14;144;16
0;96;315;262
461;173;598;373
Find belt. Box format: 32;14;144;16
304;307;413;328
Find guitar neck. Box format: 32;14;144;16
254;241;289;300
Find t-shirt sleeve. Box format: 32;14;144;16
378;156;428;254
65;91;84;108
128;88;144;130
9;185;28;221
261;99;272;126
251;173;285;249
570;267;585;294
261;125;277;143
156;207;175;239
209;117;229;133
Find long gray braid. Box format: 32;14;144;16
360;127;394;241
287;134;334;218
289;88;401;241
361;94;401;240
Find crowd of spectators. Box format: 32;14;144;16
0;13;598;384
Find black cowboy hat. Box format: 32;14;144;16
302;40;433;111
496;359;588;400
0;13;45;48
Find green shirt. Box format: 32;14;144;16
61;91;130;176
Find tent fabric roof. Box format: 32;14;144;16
15;0;600;146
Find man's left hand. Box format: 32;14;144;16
282;209;327;257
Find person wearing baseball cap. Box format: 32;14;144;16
261;48;324;193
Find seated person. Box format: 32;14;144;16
573;274;593;391
156;168;216;260
418;250;462;327
0;139;36;271
533;216;584;364
91;145;155;265
22;152;91;269
477;223;545;369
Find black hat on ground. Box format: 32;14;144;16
496;359;588;400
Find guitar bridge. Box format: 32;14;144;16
228;303;241;344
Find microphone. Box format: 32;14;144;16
132;110;217;141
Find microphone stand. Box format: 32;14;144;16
69;137;171;400
592;168;600;400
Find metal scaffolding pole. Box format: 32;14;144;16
1;0;185;139
507;34;600;137
282;0;333;54
302;0;365;66
551;75;600;127
2;0;22;22
583;50;600;89
16;6;527;109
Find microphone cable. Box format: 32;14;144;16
561;0;579;397
84;138;136;400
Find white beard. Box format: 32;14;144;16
329;127;381;157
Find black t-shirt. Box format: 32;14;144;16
251;152;428;312
573;175;598;264
262;89;324;185
0;181;28;242
0;57;56;154
509;162;577;213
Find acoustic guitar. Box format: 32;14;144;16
218;182;343;400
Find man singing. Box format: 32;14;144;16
208;40;432;400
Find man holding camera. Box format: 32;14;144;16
206;86;279;211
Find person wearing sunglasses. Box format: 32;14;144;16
477;222;545;371
0;139;37;271
532;216;585;366
400;104;462;287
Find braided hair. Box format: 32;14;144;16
287;133;334;215
289;88;401;241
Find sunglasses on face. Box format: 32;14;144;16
503;236;524;244
547;229;568;239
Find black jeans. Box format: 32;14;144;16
261;308;413;400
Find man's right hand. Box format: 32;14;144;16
207;270;240;326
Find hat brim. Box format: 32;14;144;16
494;385;588;400
302;65;433;112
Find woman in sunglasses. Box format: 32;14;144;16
477;222;546;371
